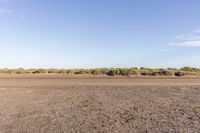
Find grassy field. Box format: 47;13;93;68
0;75;200;132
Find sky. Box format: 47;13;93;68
0;0;200;68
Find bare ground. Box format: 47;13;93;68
0;75;200;133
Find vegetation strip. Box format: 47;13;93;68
0;67;199;77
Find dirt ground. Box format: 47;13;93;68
0;75;200;133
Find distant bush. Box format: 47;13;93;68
152;71;162;76
184;71;198;76
127;69;139;76
175;71;185;76
106;69;118;76
33;71;40;74
161;70;175;76
58;70;66;74
181;67;194;72
106;70;116;76
90;69;102;75
140;69;153;76
119;69;129;75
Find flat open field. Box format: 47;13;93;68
0;75;200;133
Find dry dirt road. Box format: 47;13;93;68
0;75;200;133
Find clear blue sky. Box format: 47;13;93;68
0;0;200;68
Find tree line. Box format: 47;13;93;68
0;67;200;76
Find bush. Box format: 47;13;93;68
140;69;153;76
106;69;120;76
152;71;162;76
175;71;185;76
161;70;175;76
119;69;129;75
181;67;194;72
127;69;139;76
33;71;40;74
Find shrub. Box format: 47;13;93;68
33;71;40;74
152;71;162;76
181;67;194;72
91;69;102;75
161;70;175;76
106;69;120;76
127;69;139;76
119;69;129;75
175;71;185;76
66;69;73;74
140;69;153;76
58;70;66;74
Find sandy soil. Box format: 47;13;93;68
0;75;200;133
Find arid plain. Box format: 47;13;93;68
0;75;200;133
